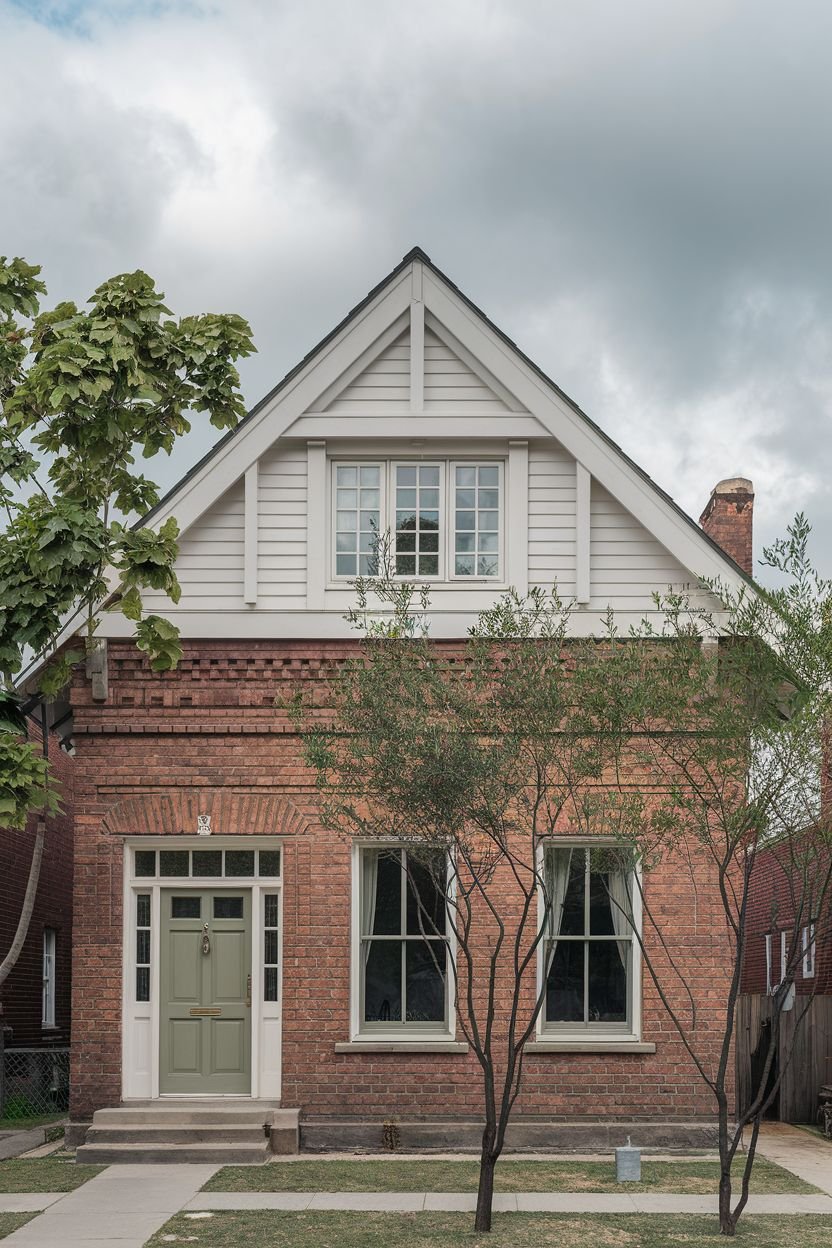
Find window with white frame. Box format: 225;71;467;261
42;928;56;1028
334;464;382;577
356;847;449;1032
331;460;503;582
802;924;816;979
543;844;637;1032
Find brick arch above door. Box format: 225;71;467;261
101;790;313;839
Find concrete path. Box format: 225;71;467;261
0;1164;216;1247
755;1122;832;1196
187;1190;832;1214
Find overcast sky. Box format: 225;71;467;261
2;0;831;576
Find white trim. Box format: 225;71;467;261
780;928;788;984
243;461;259;605
575;462;591;604
286;415;547;439
121;837;282;1102
410;300;424;412
535;838;644;1045
306;441;327;609
765;933;773;994
507;441;529;597
802;923;816;979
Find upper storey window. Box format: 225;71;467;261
332;460;503;582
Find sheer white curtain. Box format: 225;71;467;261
361;848;380;966
607;865;633;972
545;847;573;948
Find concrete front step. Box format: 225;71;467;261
74;1102;300;1163
75;1140;271;1165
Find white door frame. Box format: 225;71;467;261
121;837;283;1100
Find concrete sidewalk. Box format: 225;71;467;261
755;1122;832;1196
0;1164;216;1247
187;1190;832;1214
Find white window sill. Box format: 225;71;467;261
335;1040;468;1054
528;1039;656;1054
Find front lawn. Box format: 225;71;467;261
204;1157;814;1195
0;1213;34;1240
0;1153;103;1193
144;1212;832;1248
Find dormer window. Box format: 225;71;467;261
332;460;503;583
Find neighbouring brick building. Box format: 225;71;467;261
20;250;759;1152
0;721;74;1112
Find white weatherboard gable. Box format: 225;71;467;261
107;252;746;640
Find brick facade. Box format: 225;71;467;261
698;478;755;575
68;639;734;1126
0;726;74;1049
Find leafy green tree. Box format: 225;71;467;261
0;256;254;986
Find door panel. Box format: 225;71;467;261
160;889;251;1094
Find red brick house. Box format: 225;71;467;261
20;250;759;1157
0;720;74;1115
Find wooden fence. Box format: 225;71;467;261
736;993;832;1123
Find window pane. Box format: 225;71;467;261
135;850;156;878
136;894;151;927
406;941;446;1023
336;531;357;553
546;940;585;1022
264;930;279;963
419;488;439;509
588;941;629;1023
159;850;189;877
478;510;499;530
364;941;402;1022
479;488;499;509
336;466;357;486
336;554;357;576
136;930;150;964
456;488;475;508
456;511;475;531
397;466;417;486
136;967;150;1002
478;465;499;486
360;466;379;486
265;894;279;927
455;532;475;553
479;532;499;553
372;852;402;935
397;529;416;552
193;850;222;878
589;869;615;935
406;854;446;935
477;555;498;576
259;851;282;878
336;509;357;531
359;553;378;575
420;555;439;576
214;896;244;920
559;853;586;936
171;896;201;919
419;512;439;532
396;554;416;576
337;488;357;508
360;489;380;509
455;555;475;576
396;511;417;531
397;488;417;509
420;530;439;553
225;850;255;877
420;466;439;486
264;967;279;1002
456;466;476;487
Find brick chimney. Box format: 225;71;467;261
699;478;754;575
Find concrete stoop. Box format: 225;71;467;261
74;1100;299;1164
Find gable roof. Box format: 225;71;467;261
138;246;751;590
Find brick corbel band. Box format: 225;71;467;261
101;790;312;839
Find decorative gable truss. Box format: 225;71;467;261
101;250;744;640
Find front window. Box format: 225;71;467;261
331;460;503;582
357;846;449;1032
543;844;636;1033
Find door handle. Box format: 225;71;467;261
245;974;251;1008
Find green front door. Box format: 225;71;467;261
160;889;252;1094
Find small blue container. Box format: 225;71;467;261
615;1143;642;1182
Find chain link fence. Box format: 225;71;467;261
0;1046;70;1120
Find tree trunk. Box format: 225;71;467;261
475;1123;498;1232
0;821;45;988
718;1168;736;1236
